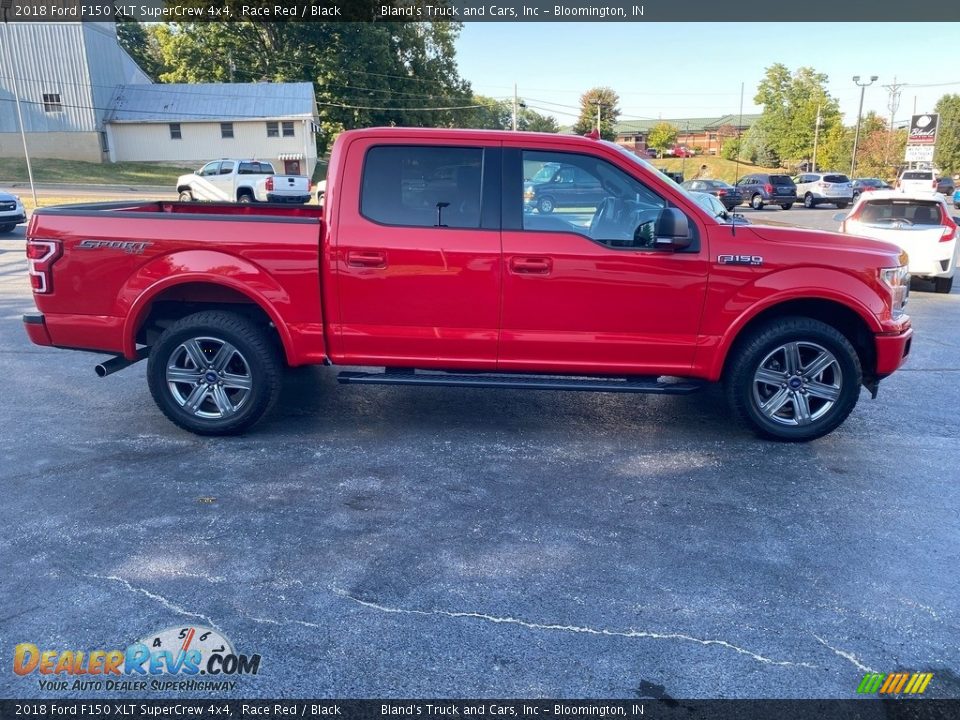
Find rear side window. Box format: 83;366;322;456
860;200;943;225
823;174;849;183
361;146;483;229
902;171;933;180
238;162;275;175
770;175;794;185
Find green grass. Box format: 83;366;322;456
1;159;194;186
653;156;784;184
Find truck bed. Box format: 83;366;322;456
36;200;324;221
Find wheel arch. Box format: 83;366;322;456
714;297;879;383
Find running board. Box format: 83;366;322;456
337;370;701;394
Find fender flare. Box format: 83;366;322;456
706;271;884;380
118;250;294;361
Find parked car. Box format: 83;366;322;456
735;173;797;210
0;191;27;232
953;187;960;209
852;178;892;200
896;169;937;193
681;179;743;210
523;161;605;213
688;191;750;225
936;177;955;196
666;145;694;158
176;159;311;204
793;172;853;209
23;127;912;442
837;190;958;293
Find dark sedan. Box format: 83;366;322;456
681;179;743;210
852;178;892;200
937;177;955;196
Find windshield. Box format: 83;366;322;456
606;141;688;194
530;164;559;183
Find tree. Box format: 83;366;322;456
852;112;902;178
741;124;778;167
647;122;678;157
116;18;164;81
817;124;854;172
520;109;560;133
752;64;842;167
572;87;621;140
934;94;960;176
720;138;741;161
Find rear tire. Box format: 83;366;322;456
238;193;254;203
803;193;816;209
836;202;849;209
780;203;793;210
725;317;862;442
178;190;193;202
0;223;16;233
935;276;954;294
751;194;764;210
147;311;282;435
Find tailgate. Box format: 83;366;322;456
269;175;310;195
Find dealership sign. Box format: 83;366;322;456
904;145;935;162
908;114;939;145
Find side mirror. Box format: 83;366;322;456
653;207;692;250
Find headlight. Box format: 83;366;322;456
880;265;909;317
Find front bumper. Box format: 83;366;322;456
875;327;913;377
0;212;26;225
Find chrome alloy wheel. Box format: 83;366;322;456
751;341;842;426
166;337;253;419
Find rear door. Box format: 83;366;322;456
498;144;710;375
331;138;502;368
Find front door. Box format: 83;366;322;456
499;146;710;376
332;139;502;368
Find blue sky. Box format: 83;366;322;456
455;22;959;126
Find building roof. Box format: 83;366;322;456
614;113;762;135
105;82;317;123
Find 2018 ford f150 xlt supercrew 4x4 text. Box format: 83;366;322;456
23;128;912;441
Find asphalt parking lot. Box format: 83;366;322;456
1;218;958;701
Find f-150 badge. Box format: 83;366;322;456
718;254;763;266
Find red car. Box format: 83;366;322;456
23;128;912;441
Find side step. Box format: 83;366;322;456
337;370;701;395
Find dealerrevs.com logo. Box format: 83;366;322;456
13;626;261;692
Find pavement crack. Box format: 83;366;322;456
238;612;323;630
334;588;813;668
813;634;875;673
87;573;220;631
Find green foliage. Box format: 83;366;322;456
520;109;560;133
572;87;621;140
752;64;842;166
817;124;854;172
934;94;960;175
720;138;741;160
647;122;678;156
144;14;475;152
116;19;164;81
741;125;779;167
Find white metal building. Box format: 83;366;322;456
0;22;150;163
1;22;319;176
104;83;319;176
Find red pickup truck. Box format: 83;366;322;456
23;128;912;441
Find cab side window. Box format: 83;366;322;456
199;162;220;177
521;150;667;249
361;145;483;229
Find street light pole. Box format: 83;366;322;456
850;75;878;179
1;1;38;207
811;104;822;173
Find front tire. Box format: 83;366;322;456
751;194;764;210
725;317;862;442
836;201;849;210
935;276;954;294
780;203;794;210
147;311;282;435
537;196;555;213
178;190;193;202
0;223;16;233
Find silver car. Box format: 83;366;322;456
794;172;853;209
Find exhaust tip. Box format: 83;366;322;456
95;364;109;377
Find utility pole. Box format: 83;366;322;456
850;75;878;179
882;77;904;172
1;1;38;208
512;83;518;131
595;102;604;134
812;104;822;173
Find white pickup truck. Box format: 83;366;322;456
176;159;311;204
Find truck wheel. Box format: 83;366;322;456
751;194;764;210
725;317;862;442
537;196;555;213
147;311;282;435
934;276;954;294
836;202;849;210
238;193;253;203
178;190;193;202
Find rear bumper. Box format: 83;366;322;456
768;194;798;204
23;313;53;346
266;194;311;204
875;327;913;377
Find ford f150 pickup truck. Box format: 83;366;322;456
176;159;311;204
23;128;913;441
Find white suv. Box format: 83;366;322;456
896;169;937;194
793;172;853;209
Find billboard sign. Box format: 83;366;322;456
904;145;935;162
908;114;939;145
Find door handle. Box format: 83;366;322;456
509;256;552;275
347;250;387;268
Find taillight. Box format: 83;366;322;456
940;215;957;242
265;177;274;191
764;183;773;193
716;189;727;196
26;239;61;294
933;179;938;189
308;179;313;192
